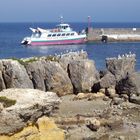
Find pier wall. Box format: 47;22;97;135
87;28;140;42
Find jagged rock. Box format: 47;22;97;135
116;72;140;96
0;61;6;91
68;59;99;93
25;60;46;91
0;116;65;140
44;61;73;96
99;70;108;78
100;72;116;88
0;71;6;91
0;89;60;135
59;51;88;71
2;60;33;89
106;56;136;82
26;60;73;96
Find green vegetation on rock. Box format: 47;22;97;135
11;57;38;65
0;96;16;108
45;56;59;62
11;56;59;66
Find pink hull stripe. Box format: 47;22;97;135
31;39;86;46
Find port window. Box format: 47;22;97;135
62;33;65;36
66;33;70;36
52;34;56;37
71;33;74;36
48;34;51;37
57;34;61;36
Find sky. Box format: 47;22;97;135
0;0;140;22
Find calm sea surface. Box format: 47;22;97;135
0;22;140;70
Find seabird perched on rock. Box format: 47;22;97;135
125;53;129;58
106;58;110;60
132;53;136;57
118;54;121;59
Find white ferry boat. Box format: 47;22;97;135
21;23;87;46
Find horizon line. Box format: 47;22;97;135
1;21;140;23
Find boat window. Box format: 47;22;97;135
66;33;70;36
62;33;65;36
57;34;61;36
71;33;74;36
52;34;56;37
48;34;51;37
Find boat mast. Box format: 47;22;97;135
88;16;91;31
60;15;64;24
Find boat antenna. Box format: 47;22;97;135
60;15;63;24
88;16;91;30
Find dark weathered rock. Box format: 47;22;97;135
25;60;46;91
99;70;108;79
68;59;99;93
0;71;6;91
44;61;73;96
106;56;136;82
26;60;73;96
100;72;116;88
116;72;140;96
2;60;33;89
0;61;6;91
0;89;60;135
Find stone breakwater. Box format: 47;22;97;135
88;28;140;42
0;51;140;139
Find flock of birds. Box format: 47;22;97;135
106;51;136;60
54;49;86;58
117;52;136;59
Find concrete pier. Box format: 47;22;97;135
87;28;140;42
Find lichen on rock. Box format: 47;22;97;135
0;116;65;140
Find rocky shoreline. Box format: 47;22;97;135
0;51;140;140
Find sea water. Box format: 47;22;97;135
0;22;140;70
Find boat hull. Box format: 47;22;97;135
30;38;86;46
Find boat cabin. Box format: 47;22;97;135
47;32;76;38
56;24;72;32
